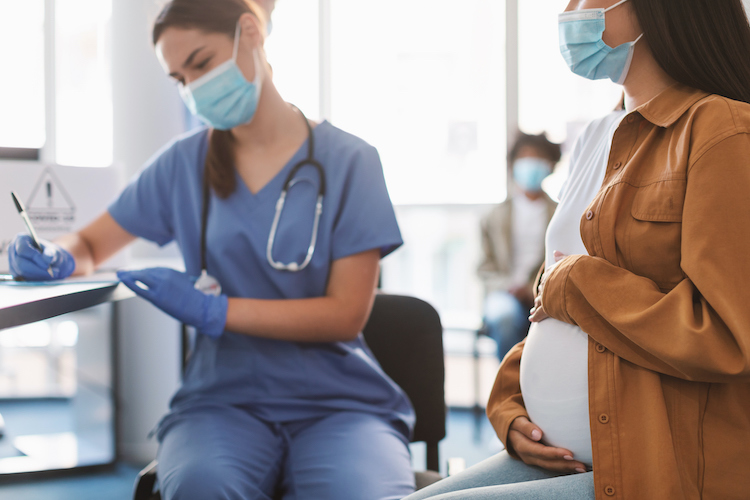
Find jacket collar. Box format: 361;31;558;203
636;83;710;128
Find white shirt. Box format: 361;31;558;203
519;110;626;466
511;191;549;287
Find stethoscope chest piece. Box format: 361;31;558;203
194;269;222;296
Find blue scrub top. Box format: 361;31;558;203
109;121;414;437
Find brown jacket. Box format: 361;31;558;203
487;84;750;499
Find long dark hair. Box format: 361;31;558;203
152;0;267;198
631;0;750;104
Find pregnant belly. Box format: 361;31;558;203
519;319;593;465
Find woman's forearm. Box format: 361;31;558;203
225;249;382;343
55;232;97;276
56;212;137;276
224;294;375;342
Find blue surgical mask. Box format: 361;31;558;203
558;0;643;85
179;23;263;130
513;158;551;193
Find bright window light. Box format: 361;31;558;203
264;0;320;121
0;322;52;348
0;1;46;149
55;0;113;167
329;0;507;205
56;320;79;347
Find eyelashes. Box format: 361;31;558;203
194;56;212;70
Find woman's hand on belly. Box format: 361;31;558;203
508;416;588;474
529;251;568;324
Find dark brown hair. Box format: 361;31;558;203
508;131;562;165
630;0;750;104
152;0;266;198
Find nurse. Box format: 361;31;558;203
7;0;415;499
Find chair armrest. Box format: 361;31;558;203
133;459;160;500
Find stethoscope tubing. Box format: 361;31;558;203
200;106;325;276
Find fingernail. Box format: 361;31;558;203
563;455;573;461
531;429;541;440
575;468;586;473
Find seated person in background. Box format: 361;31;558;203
476;132;560;361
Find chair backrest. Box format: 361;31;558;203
362;293;446;470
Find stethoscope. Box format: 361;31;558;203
194;108;326;296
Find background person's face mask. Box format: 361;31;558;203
558;0;643;85
513;158;551;193
179;22;263;130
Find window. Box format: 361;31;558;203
0;1;46;151
0;1;113;166
329;0;507;206
264;0;320;121
54;0;113;167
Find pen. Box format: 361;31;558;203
10;191;54;278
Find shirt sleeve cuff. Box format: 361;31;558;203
543;254;586;325
487;400;528;460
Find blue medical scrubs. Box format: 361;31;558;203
109;122;416;500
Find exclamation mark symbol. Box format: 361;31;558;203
47;182;53;208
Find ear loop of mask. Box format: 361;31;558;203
234;20;264;95
604;0;630;13
615;32;644;84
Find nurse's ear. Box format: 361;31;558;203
235;11;271;81
238;12;265;50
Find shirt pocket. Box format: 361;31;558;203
629;179;686;290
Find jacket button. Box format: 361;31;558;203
605;485;616;496
613;161;622;169
586;210;594;220
627;114;635;123
599;414;610;424
596;344;606;353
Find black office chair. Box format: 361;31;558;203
134;293;446;499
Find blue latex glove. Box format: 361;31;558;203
8;233;75;281
117;267;228;338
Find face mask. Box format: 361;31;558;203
179;22;263;130
513;158;551;193
558;0;644;85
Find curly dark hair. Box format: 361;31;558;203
508;132;562;165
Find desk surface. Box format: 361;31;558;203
0;275;134;330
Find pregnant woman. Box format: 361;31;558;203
516;107;625;469
404;0;750;498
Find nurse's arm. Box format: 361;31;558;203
224;248;381;343
55;212;137;276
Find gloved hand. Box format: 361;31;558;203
116;267;228;338
8;233;75;281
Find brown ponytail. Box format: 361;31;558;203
152;0;266;198
206;130;237;198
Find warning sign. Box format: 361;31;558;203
25;167;76;231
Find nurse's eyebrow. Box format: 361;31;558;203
169;46;207;78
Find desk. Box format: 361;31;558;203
0;278;133;476
0;280;133;331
